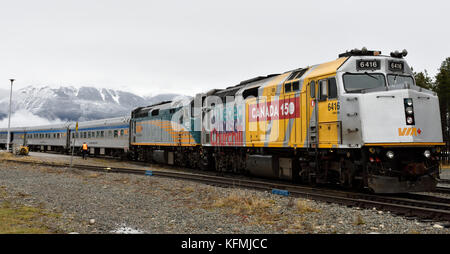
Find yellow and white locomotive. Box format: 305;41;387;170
197;48;444;193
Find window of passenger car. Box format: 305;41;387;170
101;131;104;138
120;129;124;137
114;130;118;138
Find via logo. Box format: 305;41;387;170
398;127;422;136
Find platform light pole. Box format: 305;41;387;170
70;121;78;168
6;79;14;152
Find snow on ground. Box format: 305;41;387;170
111;225;145;234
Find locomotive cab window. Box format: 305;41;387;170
310;81;316;98
343;73;386;93
387;75;415;87
328;77;337;99
319;80;328;101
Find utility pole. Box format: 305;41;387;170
70;121;78;168
6;79;14;152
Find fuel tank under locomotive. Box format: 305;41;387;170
246;155;296;181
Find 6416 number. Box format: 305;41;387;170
327;102;340;111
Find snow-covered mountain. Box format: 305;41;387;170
0;86;183;122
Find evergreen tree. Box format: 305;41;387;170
414;70;434;90
435;57;450;145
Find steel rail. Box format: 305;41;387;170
435;187;450;194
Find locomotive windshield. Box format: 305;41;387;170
343;73;386;93
387;74;415;87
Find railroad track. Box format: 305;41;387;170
436;186;450;194
4;158;450;222
439;179;450;185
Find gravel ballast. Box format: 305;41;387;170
0;159;449;234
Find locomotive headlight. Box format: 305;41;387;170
405;99;413;106
424;150;431;158
406;116;414;124
405;107;413;115
386;151;395;159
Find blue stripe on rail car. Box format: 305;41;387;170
69;124;129;132
27;129;66;134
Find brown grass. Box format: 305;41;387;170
87;173;102;179
295;200;320;214
209;190;319;226
212;191;272;215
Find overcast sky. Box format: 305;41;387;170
1;0;449;97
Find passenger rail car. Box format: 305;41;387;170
0;129;8;149
25;124;70;152
68;117;130;157
1;117;131;157
0;127;26;149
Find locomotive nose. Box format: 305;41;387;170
358;89;442;145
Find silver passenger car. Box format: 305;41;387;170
69;116;130;156
26;123;70;152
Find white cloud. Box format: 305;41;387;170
0;110;65;128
